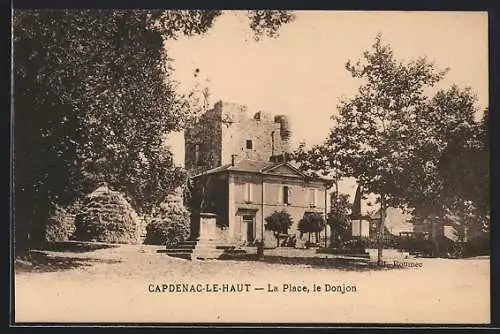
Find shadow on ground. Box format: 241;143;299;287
219;254;400;271
38;241;120;253
15;250;121;273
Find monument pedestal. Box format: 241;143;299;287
193;213;224;259
198;212;217;241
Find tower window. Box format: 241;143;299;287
246;139;253;150
194;144;203;165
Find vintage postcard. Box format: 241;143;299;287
12;10;490;325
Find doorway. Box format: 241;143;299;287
243;215;255;243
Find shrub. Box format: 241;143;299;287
74;185;140;244
144;195;190;246
44;205;76;242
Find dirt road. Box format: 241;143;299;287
14;244;490;324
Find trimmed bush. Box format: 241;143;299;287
44;206;76;242
144;195;190;246
74;185;140;244
265;210;293;248
298;211;325;244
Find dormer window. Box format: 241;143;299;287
246;139;253;150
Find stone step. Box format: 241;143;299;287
172;244;197;249
164;248;196;253
216;245;236;250
193;248;226;254
193;250;225;259
224;249;247;255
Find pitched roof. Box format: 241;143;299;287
193;159;272;177
192;158;329;183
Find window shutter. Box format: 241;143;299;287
278;185;283;203
248;183;253;202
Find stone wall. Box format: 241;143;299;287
221;102;291;165
184;107;223;176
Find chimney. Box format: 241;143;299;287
269;154;284;164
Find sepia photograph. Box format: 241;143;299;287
11;10;490;325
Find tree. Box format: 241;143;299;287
331;33;448;209
298;212;325;245
265;210;293;247
327;193;352;247
13;10;295;254
437;107;489;220
297;215;313;242
292;34;487;261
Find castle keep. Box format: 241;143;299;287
185;101;292;176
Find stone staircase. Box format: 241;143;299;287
159;239;245;260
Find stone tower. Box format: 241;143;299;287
184;101;292;175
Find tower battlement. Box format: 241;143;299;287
185;101;292;175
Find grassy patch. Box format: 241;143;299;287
15;250;121;273
38;241;120;253
218;253;398;271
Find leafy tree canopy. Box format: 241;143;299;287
292;33;488;232
265;210;293;247
13;9;295;251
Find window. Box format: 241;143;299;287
244;183;253;202
246;139;253;150
308;188;317;207
283;185;290;204
278;185;290;204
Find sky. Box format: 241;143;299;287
164;10;488;204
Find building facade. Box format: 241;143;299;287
185;101;331;247
191;159;329;247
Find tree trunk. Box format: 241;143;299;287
330;225;335;247
275;233;280;248
377;196;386;266
308;232;311;243
324;226;328;248
431;217;440;257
